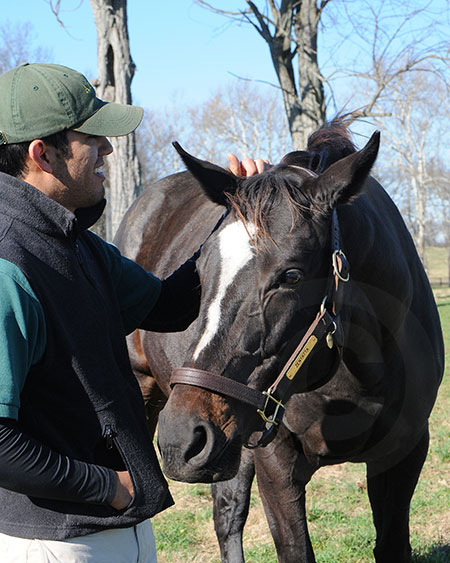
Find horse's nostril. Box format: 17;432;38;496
184;425;208;463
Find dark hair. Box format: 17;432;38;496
0;130;69;178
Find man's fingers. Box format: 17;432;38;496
227;154;273;177
241;157;258;177
227;153;243;176
255;158;272;173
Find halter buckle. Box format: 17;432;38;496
245;392;285;449
257;391;285;425
332;250;350;282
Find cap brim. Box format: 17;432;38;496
73;101;143;137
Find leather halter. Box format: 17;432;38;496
170;209;350;448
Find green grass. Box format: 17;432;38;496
426;247;449;285
153;294;450;562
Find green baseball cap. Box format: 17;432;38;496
0;62;143;144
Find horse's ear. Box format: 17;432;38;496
312;131;380;208
173;142;238;207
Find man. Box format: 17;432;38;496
0;63;267;562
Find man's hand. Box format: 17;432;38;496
111;470;134;510
227;153;272;177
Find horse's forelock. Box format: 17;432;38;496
227;167;316;247
225;119;356;243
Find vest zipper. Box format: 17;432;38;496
74;241;91;280
73;240;105;299
102;423;136;508
103;424;115;450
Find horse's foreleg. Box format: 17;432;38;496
140;375;166;437
366;426;429;563
254;425;316;563
212;448;255;563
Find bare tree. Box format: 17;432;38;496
326;0;449;117
89;0;141;239
197;0;327;148
0;21;51;73
136;103;188;186
189;81;290;161
375;70;449;267
137;82;291;189
196;0;449;148
428;160;450;284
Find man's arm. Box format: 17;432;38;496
0;418;120;506
102;155;271;334
139;250;201;333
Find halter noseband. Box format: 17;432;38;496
170;209;350;448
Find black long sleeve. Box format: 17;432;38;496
140;251;201;333
0;418;117;505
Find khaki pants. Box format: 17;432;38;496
0;519;157;562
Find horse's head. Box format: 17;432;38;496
157;131;380;482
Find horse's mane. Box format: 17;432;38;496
227;118;357;245
306;117;356;168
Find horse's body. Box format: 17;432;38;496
115;123;444;562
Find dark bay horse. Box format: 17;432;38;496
115;122;444;562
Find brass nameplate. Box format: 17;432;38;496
286;335;318;380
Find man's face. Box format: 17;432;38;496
50;131;113;211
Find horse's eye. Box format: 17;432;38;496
281;269;302;285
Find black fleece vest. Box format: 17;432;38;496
0;172;172;540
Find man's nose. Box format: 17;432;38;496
100;136;114;156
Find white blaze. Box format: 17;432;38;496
193;220;255;360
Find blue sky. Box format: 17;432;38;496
3;0;448;155
3;1;278;109
4;1;447;110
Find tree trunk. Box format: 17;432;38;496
246;0;326;149
293;0;326;146
89;0;142;240
416;149;427;269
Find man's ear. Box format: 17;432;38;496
27;140;54;174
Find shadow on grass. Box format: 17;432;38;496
412;543;450;562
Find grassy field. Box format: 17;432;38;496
152;291;450;562
426;247;449;286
